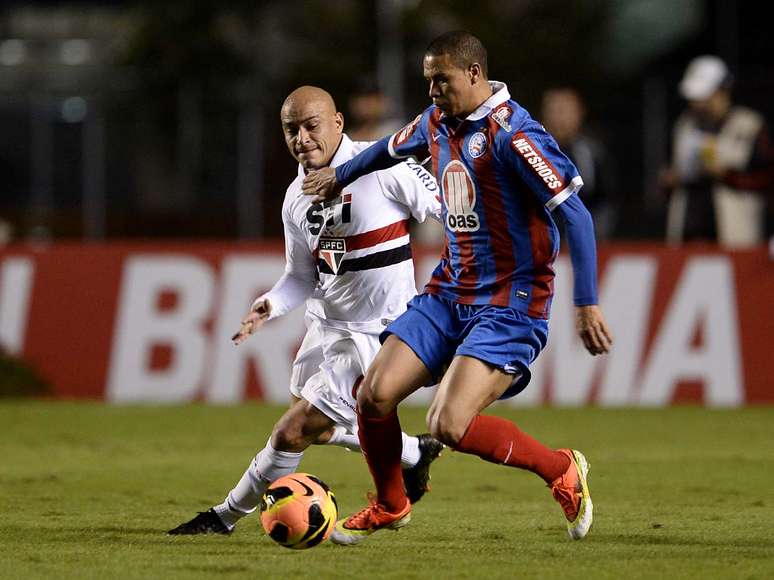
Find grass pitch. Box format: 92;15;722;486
1;402;773;579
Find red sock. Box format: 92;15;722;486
357;409;407;512
454;415;570;484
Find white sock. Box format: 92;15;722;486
401;432;421;468
325;426;421;468
213;439;303;530
326;426;360;452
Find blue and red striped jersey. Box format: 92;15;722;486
386;82;586;319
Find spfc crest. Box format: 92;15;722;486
318;238;346;274
468;132;488;158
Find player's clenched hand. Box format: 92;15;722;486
232;298;272;345
301;167;342;202
575;305;613;356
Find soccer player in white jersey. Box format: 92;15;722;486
168;86;443;535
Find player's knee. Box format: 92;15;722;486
427;408;467;447
357;369;397;418
356;383;391;417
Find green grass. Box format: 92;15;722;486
1;403;773;579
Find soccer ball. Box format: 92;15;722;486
259;473;338;549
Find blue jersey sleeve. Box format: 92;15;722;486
387;108;432;160
334;136;397;186
500;121;584;210
552;193;599;306
334;108;432;187
498;121;598;305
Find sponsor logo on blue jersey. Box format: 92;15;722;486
442;161;480;232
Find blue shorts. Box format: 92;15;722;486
381;293;548;399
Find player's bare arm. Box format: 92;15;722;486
301;167;341;202
231;298;272;345
575;304;612;356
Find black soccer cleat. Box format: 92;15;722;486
402;433;444;504
167;508;232;535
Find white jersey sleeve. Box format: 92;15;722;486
255;196;318;319
377;160;442;223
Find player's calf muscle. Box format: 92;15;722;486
270;422;309;451
312;426;336;445
271;406;332;451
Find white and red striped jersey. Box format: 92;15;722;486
261;134;440;329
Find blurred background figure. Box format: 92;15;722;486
346;75;403;142
662;55;774;248
540;87;616;240
0;1;771;244
0;218;12;245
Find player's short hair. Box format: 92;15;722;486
425;31;488;77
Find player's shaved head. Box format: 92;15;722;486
280;85;344;171
426;30;488;78
281;85;337;119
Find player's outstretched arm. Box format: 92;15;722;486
232;298;272;345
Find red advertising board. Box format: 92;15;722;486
0;242;771;405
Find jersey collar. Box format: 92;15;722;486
465;81;510;121
296;134;354;177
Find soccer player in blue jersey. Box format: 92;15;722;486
302;31;612;544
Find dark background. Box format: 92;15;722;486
0;0;771;241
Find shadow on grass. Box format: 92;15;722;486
596;532;774;551
40;525;263;546
178;564;250;574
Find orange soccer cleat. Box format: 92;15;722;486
550;448;593;540
329;493;411;546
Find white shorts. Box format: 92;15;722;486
290;314;382;430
